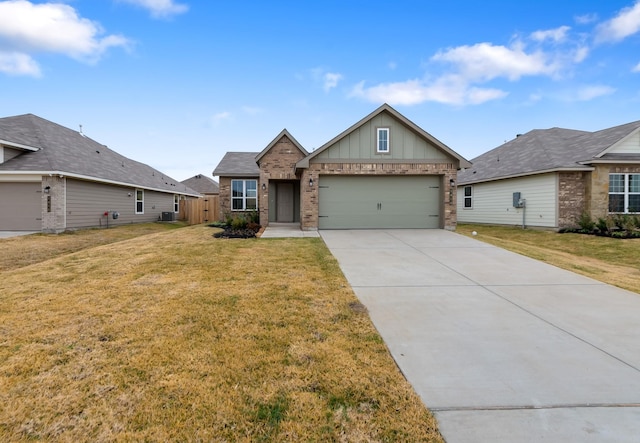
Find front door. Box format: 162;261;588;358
276;182;294;222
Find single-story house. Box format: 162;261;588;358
181;174;219;196
457;119;640;229
213;104;471;230
0;114;200;233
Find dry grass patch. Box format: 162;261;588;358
457;224;640;294
0;222;188;272
0;225;441;442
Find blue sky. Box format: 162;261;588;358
1;0;639;182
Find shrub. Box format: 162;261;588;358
576;212;595;232
596;217;609;233
231;216;248;230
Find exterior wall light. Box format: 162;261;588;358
449;178;455;187
44;186;51;194
309;177;314;187
262;183;266;191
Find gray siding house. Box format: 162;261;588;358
457;120;640;229
214;104;471;230
0;114;200;233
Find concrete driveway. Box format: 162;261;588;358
0;231;38;239
320;229;640;443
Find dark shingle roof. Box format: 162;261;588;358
0;114;199;195
459;120;640;184
212;152;260;177
181;174;219;194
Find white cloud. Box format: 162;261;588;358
0;0;130;74
0;50;40;76
351;27;592;107
431;42;560;81
573;46;590;63
349;76;507;106
575;13;598;25
323;72;342;92
633;62;640;72
211;111;231;126
595;1;640;43
531;26;571;43
576;85;616;101
117;0;189;19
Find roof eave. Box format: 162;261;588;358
0;170;201;196
458;166;594;185
0;139;39;151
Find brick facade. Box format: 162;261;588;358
557;171;587;228
589;164;640;221
257;135;306;227
300;162;458;230
42;175;66;233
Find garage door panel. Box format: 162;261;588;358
0;182;42;230
319;176;441;229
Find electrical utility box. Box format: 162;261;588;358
513;192;525;208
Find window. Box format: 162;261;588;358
377;128;389;153
463;186;473;209
135;189;144;214
174;194;180;213
231;179;257;211
609;174;640;213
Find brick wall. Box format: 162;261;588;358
590;164;640;220
42;175;66;233
300;162;458;230
257;135;306;226
558;171;587;228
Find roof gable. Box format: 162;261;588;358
297;103;471;169
0;114;199;196
594;124;640;157
256;129;308;162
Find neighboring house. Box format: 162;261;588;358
213;104;471;230
0;114;200;233
457;120;640;229
181;174;219;195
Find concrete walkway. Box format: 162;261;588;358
320;229;640;443
260;223;320;238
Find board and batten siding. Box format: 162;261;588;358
66;179;176;228
315;113;449;162
457;173;558;228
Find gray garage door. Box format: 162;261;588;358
318;175;441;229
0;182;42;230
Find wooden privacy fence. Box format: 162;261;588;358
179;196;220;225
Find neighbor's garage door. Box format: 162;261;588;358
0;182;42;230
318;175;441;229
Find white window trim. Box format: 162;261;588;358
463;185;473;209
135;188;144;214
609;173;640;214
231;179;258;211
377;127;390;153
174;194;180;213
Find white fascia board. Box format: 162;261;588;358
0;139;39;151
